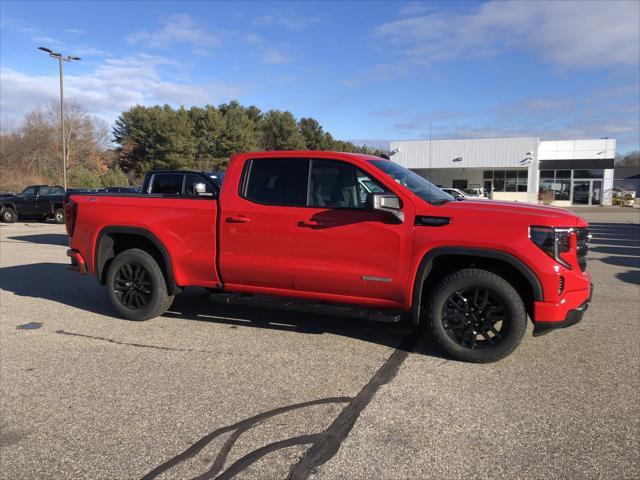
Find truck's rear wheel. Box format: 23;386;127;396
427;268;526;363
106;248;174;321
2;208;17;223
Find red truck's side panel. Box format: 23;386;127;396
71;195;220;288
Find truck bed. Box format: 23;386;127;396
70;193;220;288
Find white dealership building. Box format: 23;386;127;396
389;137;616;206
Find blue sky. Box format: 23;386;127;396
1;0;639;152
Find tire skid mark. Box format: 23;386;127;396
141;327;426;480
55;329;214;354
288;326;424;479
140;397;352;480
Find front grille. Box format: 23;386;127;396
576;228;589;271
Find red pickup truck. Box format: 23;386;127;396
66;151;592;362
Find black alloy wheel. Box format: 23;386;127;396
441;287;508;349
114;263;153;310
427;268;527;363
106;248;174;321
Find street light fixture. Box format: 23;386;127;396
38;47;81;190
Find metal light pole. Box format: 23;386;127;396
38;47;81;190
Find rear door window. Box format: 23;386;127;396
149;173;184;194
241;158;308;206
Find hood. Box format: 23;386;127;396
433;199;587;227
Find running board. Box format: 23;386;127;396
208;292;402;323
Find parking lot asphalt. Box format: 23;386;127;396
1;209;639;480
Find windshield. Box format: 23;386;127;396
369;160;453;205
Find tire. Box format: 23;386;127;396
2;208;17;223
427;268;527;363
106;248;174;321
53;208;65;224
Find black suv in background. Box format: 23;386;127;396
1;185;66;223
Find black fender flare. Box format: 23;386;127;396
410;247;544;325
95;226;178;294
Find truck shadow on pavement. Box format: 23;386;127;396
6;233;69;246
0;262;444;358
588;222;640;285
164;289;445;358
0;262;114;315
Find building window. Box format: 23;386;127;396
483;170;529;192
538;169;605;201
573;169;604;179
517;171;528;192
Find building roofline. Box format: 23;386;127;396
390;137;539;143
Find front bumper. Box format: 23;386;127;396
533;283;593;336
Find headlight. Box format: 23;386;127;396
530;226;573;269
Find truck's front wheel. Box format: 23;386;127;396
427;268;527;363
106;248;174;321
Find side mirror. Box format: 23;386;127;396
194;183;212;196
366;193;404;222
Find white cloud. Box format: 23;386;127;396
375;0;640;68
0;54;243;128
73;47;111;57
32;36;62;47
255;14;321;31
64;28;86;35
246;33;264;45
398;1;431;17
127;14;220;48
389;88;640;152
261;49;291;64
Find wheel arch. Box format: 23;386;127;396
95;226;178;295
410;247;543;325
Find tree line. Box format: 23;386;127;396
0;101;127;191
112;101;387;176
0;100;387;191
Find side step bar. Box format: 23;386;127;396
208;292;402;323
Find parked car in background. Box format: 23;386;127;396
463;188;485;198
1;185;66;223
441;187;487;200
66;151;592;363
441;187;468;200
